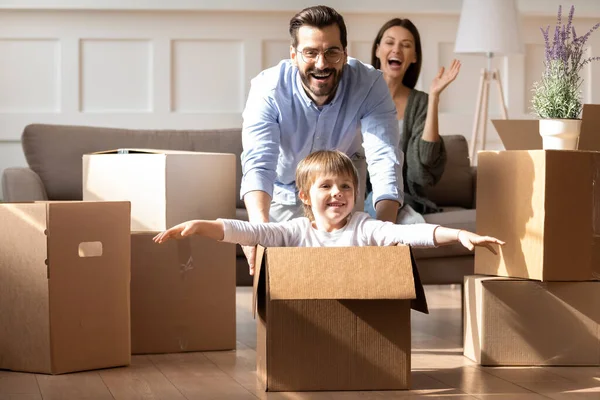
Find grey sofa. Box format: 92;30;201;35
2;124;476;286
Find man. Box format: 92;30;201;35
240;5;403;273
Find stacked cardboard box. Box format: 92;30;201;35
465;150;600;366
0;201;131;374
83;149;237;354
252;245;428;391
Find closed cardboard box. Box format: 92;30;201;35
130;233;236;354
253;246;426;392
0;201;131;374
475;150;600;281
83;149;236;231
464;275;600;366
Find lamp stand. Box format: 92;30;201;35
469;64;509;163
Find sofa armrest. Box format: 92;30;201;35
1;167;48;202
470;166;477;209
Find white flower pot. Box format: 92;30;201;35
539;119;582;150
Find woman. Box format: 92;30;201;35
366;18;461;223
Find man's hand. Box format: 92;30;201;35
243;190;271;275
375;199;400;223
242;245;257;275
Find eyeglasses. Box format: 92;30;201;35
296;47;344;64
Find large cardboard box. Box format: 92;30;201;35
0;201;131;374
475;150;600;281
253;246;427;392
491;104;600;151
130;233;236;354
464;275;600;366
82;149;236;231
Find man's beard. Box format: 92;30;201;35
299;66;343;101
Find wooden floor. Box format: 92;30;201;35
1;285;598;399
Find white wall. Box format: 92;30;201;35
1;1;599;199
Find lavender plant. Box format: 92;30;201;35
531;5;600;119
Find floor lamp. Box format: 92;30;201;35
470;55;509;161
454;0;523;163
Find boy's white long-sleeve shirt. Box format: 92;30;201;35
219;212;438;248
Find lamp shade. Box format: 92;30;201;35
455;0;524;55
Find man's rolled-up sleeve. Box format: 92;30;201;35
361;75;404;207
240;78;282;200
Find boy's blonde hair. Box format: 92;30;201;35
295;150;359;220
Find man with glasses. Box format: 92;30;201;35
240;5;403;274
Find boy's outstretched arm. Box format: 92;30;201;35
153;220;224;244
433;227;505;254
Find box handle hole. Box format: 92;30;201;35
79;241;103;257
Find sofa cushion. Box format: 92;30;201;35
427;135;474;209
22;124;244;207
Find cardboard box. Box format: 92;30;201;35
130;233;236;354
0;201;131;374
82;149;236;231
475;150;600;281
253;245;427;392
492;104;600;151
464;275;600;366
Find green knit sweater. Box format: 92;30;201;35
368;89;447;214
401;89;447;213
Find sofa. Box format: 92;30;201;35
2;124;477;286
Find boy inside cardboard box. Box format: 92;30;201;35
153;150;503;390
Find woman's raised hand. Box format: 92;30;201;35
430;59;461;97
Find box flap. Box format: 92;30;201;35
408;247;429;314
87;148;197;155
492;104;600;151
491;120;541;150
577;104;600;152
0;203;52;373
252;245;266;319
265;246;416;300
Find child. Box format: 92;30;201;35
153;150;503;275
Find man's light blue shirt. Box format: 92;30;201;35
241;57;404;207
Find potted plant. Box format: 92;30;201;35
531;5;599;150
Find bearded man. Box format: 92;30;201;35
240;5;403;273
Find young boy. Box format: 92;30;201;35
153;150;503;275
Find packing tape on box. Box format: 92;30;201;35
177;239;194;276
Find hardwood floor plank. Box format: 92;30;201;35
0;371;40;396
0;394;42;400
99;355;186;400
514;380;600;400
422;365;541;396
36;371;113;400
149;352;257;399
202;341;261;396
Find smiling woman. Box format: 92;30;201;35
365;18;461;223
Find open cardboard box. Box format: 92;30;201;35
251;245;427;392
477;104;600;281
491;104;600;151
